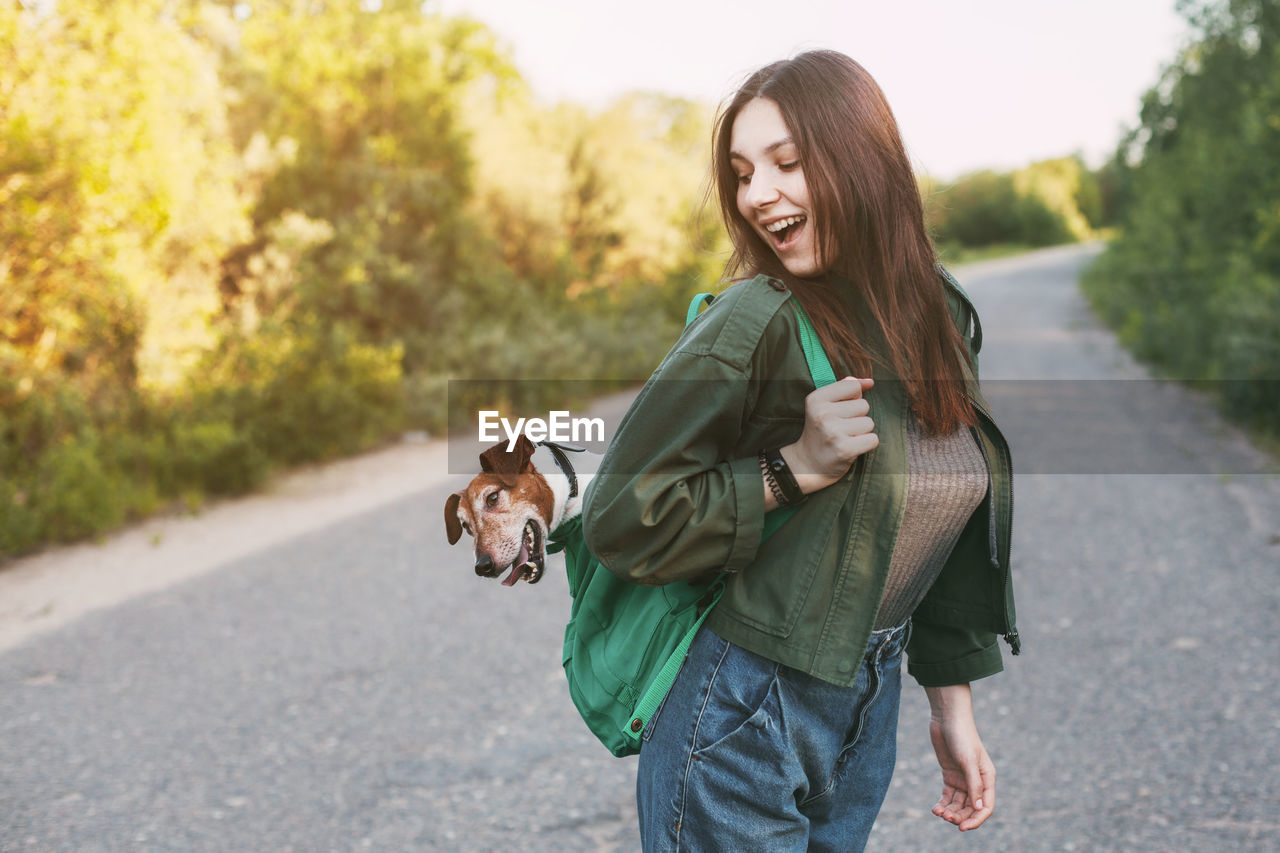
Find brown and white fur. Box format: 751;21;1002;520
444;434;598;587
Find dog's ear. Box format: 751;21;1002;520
478;435;537;487
445;492;465;544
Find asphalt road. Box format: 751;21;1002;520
2;243;1278;852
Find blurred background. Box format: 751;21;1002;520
2;0;1277;555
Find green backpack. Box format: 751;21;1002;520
548;290;837;757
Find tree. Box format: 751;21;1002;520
1;0;246;398
211;0;517;371
1083;0;1280;428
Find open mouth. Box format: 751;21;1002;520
765;214;806;250
501;520;545;587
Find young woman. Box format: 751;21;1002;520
582;50;1018;852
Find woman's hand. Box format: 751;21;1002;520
781;376;878;489
924;683;996;831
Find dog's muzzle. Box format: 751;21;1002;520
475;520;545;587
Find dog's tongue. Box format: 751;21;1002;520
501;539;533;587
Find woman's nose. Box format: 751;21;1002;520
744;170;780;207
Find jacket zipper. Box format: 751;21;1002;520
949;275;1020;654
999;429;1018;654
968;394;1020;655
967;424;1000;568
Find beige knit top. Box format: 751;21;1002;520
872;412;989;630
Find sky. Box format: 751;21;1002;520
435;0;1192;181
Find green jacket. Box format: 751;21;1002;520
581;269;1018;688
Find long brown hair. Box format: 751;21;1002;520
710;50;974;434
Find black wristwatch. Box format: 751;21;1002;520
760;447;806;507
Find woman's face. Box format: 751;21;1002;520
730;97;825;278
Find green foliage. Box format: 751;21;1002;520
169;420;267;497
1083;0;1280;433
1090;155;1136;227
0;320;404;555
463;88;723;308
219;0;518;375
0;364;156;550
33;433;124;542
1013;156;1099;240
924;165;1080;249
199;322;406;466
0;0;445;556
0;0;247;394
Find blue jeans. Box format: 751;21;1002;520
636;621;910;853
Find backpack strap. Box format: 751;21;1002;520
625;290;840;751
686;291;716;325
788;298;837;388
625;575;724;741
680;288;837;542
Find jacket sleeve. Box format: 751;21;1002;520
906;618;1004;687
581;348;766;586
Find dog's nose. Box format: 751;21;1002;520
474;554;497;577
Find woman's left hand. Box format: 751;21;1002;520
924;683;995;831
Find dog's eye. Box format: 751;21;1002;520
485;491;500;507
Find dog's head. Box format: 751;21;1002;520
445;434;554;587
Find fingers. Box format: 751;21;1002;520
933;758;996;832
931;785;954;819
813;376;874;403
836;432;880;463
818;397;871;423
958;757;996;831
795;376;879;480
933;785;972;827
806;378;876;436
839;375;875;394
965;757;984;813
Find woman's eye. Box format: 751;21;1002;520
736;173;752;185
780;161;800;171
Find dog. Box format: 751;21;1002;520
445;435;599;587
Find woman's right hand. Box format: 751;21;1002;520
780;376;878;490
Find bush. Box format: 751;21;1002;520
170;420;269;497
197;322;405;467
1081;0;1280;438
927;169;1075;248
32;433;125;542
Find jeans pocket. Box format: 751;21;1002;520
691;639;781;757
